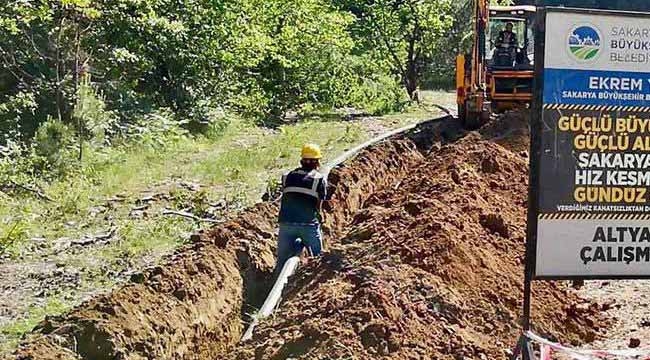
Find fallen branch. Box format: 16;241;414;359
162;209;221;224
6;180;54;202
131;204;150;212
72;227;117;246
137;193;164;205
104;194;127;203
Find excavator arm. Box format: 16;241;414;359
473;0;488;88
456;0;491;128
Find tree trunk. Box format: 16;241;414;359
404;36;419;102
74;25;82;162
54;15;64;123
404;66;419;102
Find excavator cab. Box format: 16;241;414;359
486;6;536;112
486;12;533;70
456;2;536;128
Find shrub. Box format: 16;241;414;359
203;114;232;140
74;79;118;147
122;109;189;150
0;137;33;184
0;91;38;142
183;101;232;138
32;119;77;178
353;74;408;115
0;218;29;257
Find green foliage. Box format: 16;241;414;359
0;138;32;184
33;119;77;177
203;112;232;141
0;218;29;256
346;64;408;114
226;0;388;122
124;109;189;149
0;0;100;137
34;120;74;162
74;78;118;146
424;0;474;89
0;92;38;139
332;0;455;98
0;0;449;183
169;188;211;217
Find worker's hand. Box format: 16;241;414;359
325;182;334;201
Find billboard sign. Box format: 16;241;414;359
532;8;650;278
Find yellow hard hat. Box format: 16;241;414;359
301;143;322;159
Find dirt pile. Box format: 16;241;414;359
8;115;608;360
8;123;440;360
227;127;607;359
479;110;531;154
10;203;277;360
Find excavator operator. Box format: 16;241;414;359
494;22;519;67
274;144;328;275
497;22;517;48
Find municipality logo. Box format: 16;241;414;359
568;25;601;61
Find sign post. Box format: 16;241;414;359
521;5;650;357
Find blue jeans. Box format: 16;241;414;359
275;223;323;274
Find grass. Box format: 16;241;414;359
0;91;455;355
0;295;70;352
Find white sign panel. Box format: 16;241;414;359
534;8;650;278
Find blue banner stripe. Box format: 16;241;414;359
544;68;650;107
542;104;650;112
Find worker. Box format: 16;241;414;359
274;143;328;274
496;22;517;48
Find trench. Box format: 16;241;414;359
234;116;463;340
11;111;613;360
10;117;457;360
226;111;609;359
10;112;610;359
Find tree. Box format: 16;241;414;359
0;0;409;156
333;0;454;100
0;0;100;139
239;0;358;120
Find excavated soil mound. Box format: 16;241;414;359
10;203;278;360
479;110;531;154
8;115;608;360
227;128;607;359
8;124;436;360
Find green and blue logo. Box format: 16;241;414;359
568;25;601;61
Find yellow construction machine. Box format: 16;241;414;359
456;1;536;128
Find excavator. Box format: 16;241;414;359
456;0;650;129
456;0;536;128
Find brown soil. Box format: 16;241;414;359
10;203;278;360
8;121;441;360
226;123;606;360
479;110;531;154
575;280;650;350
7;114;608;360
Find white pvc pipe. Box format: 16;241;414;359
240;113;453;342
241;256;300;341
324;122;420;177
